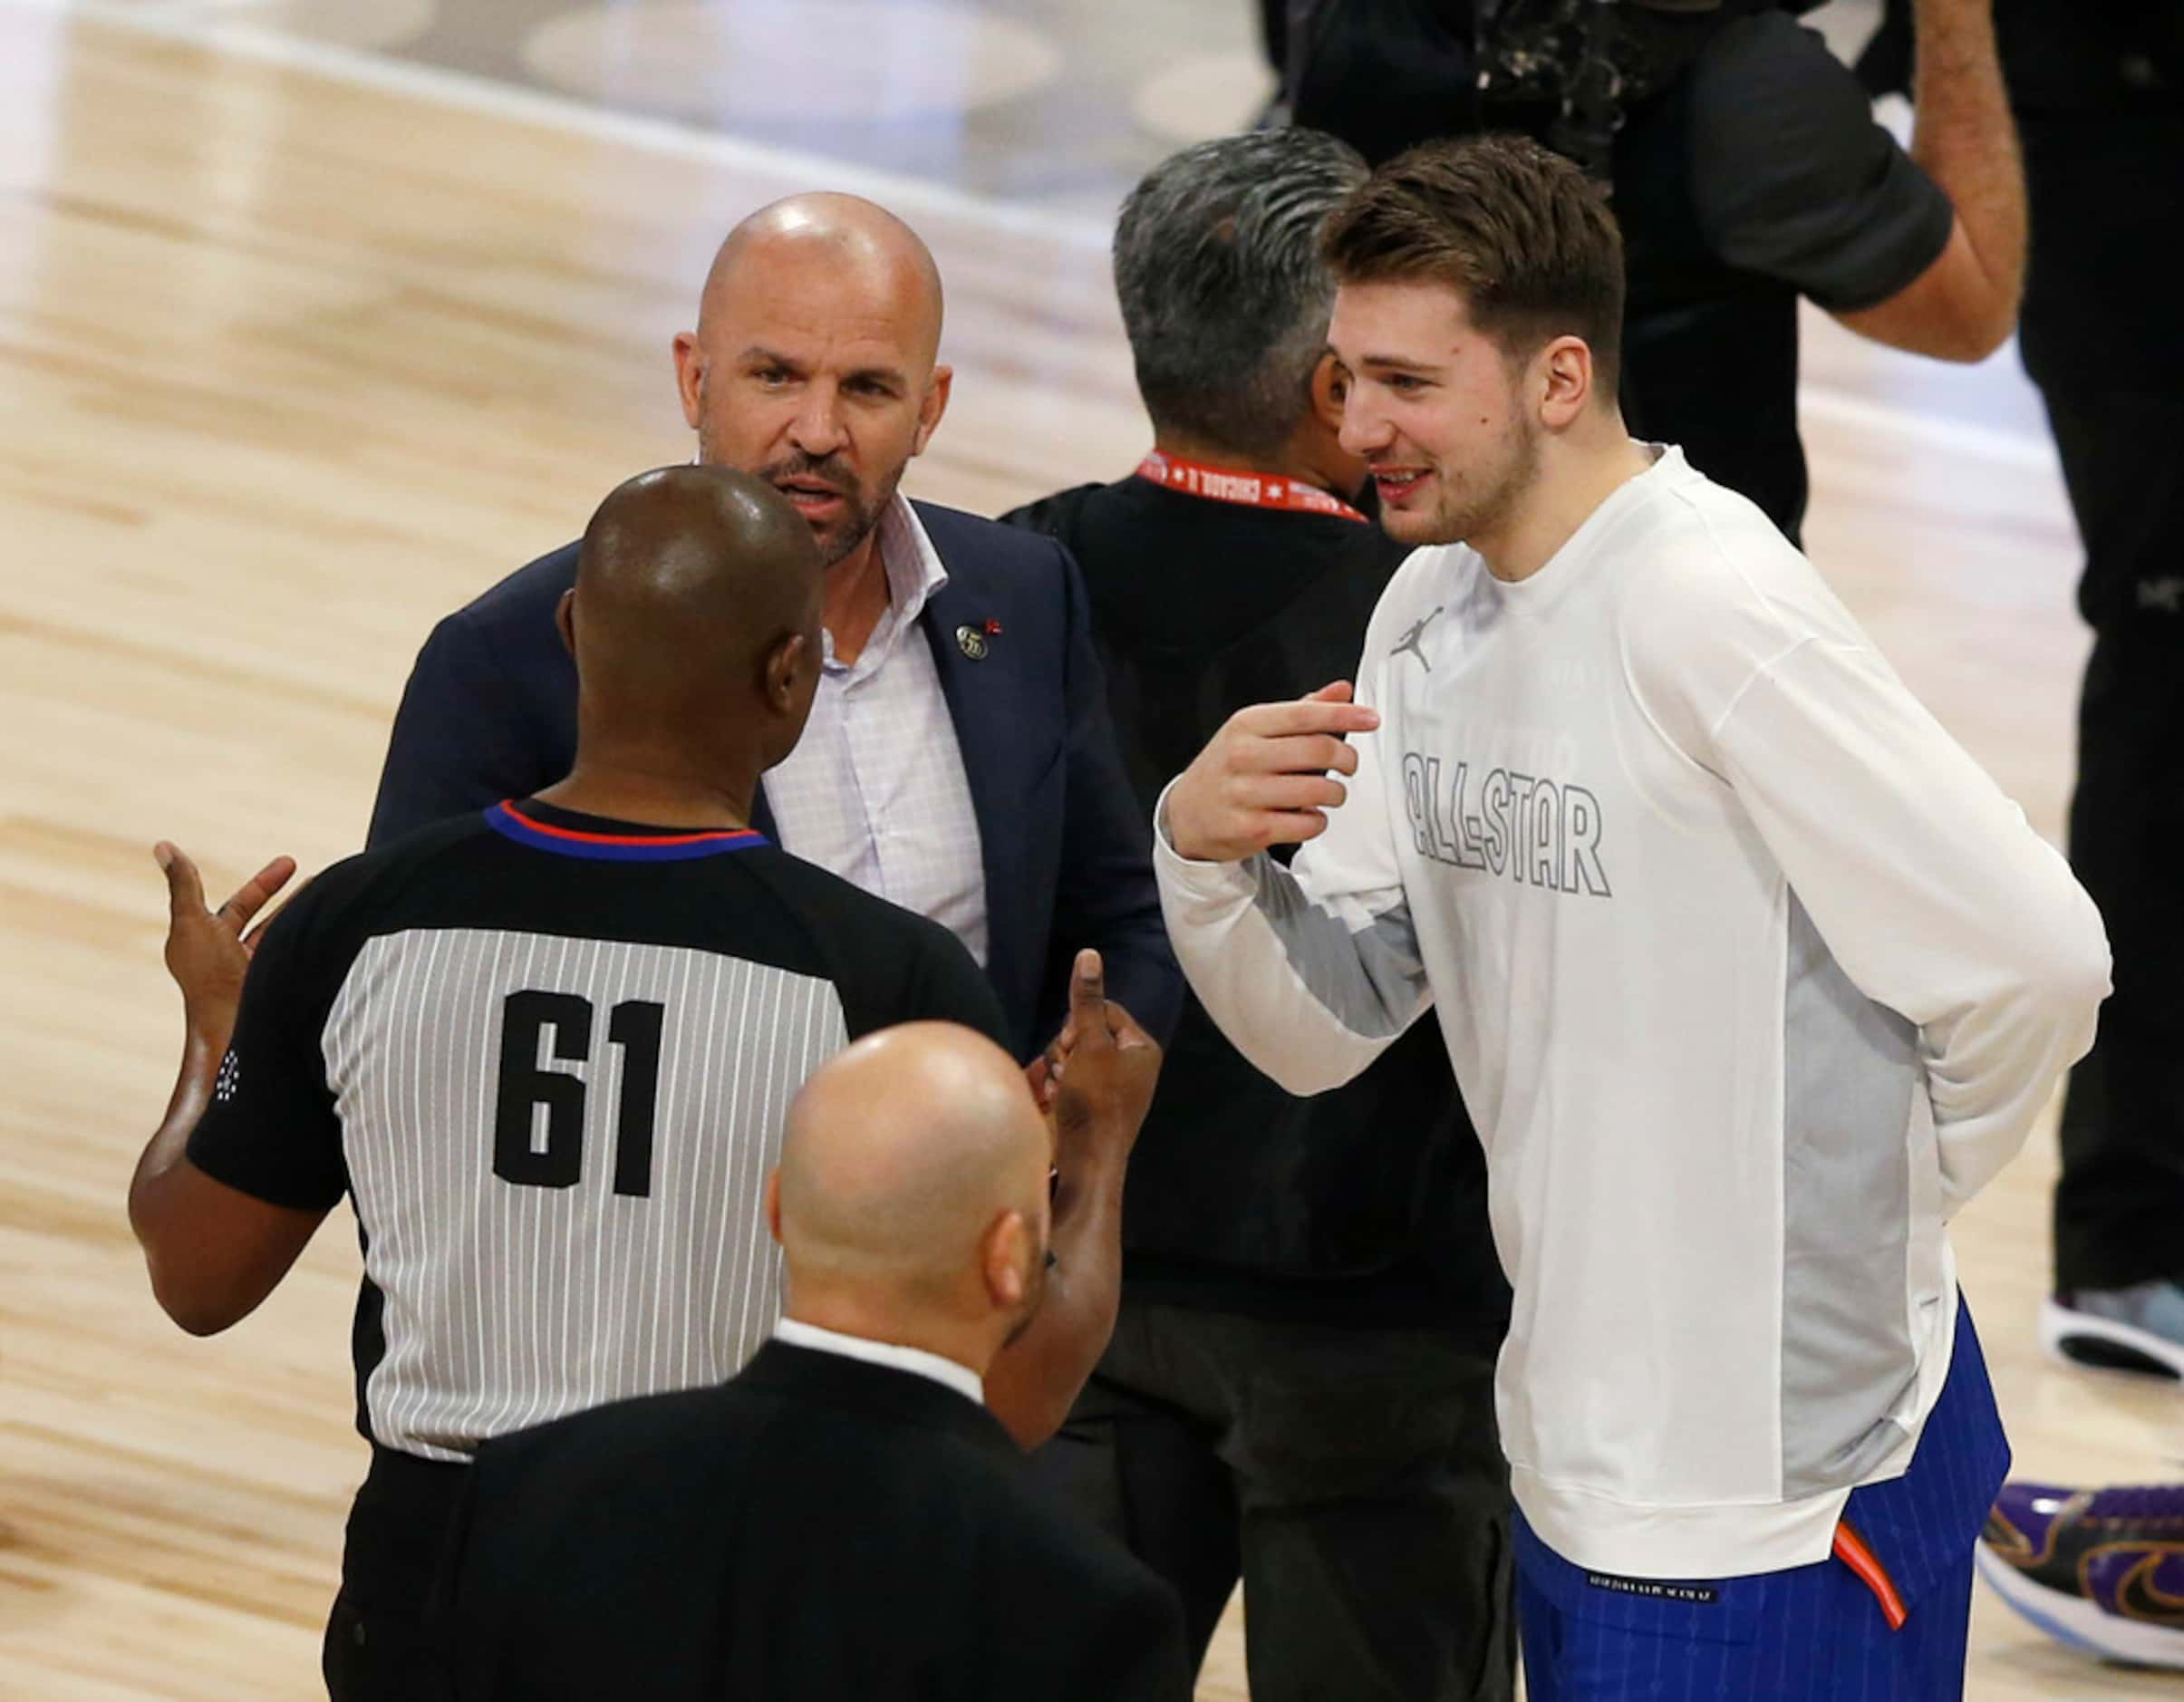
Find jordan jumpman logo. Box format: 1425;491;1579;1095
1392;607;1443;672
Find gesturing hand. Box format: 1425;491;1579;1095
1045;949;1161;1170
1164;682;1379;864
155;842;296;1037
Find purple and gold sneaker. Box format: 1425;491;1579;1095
1977;1481;2184;1670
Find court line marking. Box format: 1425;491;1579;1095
7;0;2061;472
3;0;1114;251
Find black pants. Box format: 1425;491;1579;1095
2046;386;2184;1291
2019;109;2184;1295
322;1449;465;1702
1031;1298;1514;1702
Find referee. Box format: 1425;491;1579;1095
125;466;1154;1702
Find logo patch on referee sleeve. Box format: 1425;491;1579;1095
1584;1572;1718;1604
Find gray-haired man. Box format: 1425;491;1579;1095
1004;129;1513;1700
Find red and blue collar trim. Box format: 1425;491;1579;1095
487;799;768;863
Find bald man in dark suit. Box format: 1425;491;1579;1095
447;972;1189;1702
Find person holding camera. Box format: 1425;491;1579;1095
1280;0;2026;545
1856;3;2184;1669
1874;0;2184;1388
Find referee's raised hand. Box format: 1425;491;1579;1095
1048;948;1161;1169
154;842;295;1038
1164;681;1379;863
989;948;1161;1446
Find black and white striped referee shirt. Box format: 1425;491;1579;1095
187;798;1009;1463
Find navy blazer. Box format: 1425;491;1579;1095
367;500;1180;1060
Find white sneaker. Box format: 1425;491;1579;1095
2042;1281;2184;1380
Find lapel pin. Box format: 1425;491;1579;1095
956;622;996;661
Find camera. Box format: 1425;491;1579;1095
1283;0;1820;181
1469;0;1822;176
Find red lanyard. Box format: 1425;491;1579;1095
1135;451;1368;524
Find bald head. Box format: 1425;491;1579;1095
566;464;822;759
701;193;944;368
776;1023;1049;1318
673;196;954;572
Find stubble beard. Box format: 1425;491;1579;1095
700;421;902;570
1415;416;1543;549
812;465;899;570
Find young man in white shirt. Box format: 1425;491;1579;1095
1153;135;2112;1699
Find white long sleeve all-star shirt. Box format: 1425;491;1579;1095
1154;448;2109;1580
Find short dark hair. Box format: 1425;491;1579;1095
1113;128;1369;462
1321;135;1625;394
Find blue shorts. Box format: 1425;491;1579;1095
1516;1303;2009;1702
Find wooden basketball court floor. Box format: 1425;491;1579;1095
0;3;2177;1696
